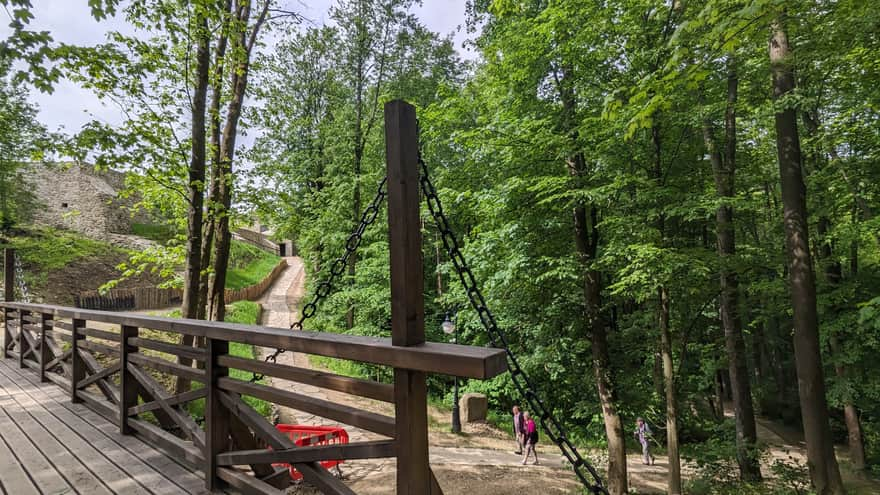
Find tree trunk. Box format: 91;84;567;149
208;0;269;321
770;16;845;494
702;57;761;481
659;286;681;494
181;8;211;321
651;122;682;492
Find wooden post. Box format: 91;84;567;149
3;248;13;359
18;309;27;369
385;100;436;494
71;318;86;403
120;324;139;434
40;312;52;382
205;335;230;491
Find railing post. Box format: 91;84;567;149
120;324;138;434
18;309;27;369
3;248;13;359
385;100;436;494
40;312;52;382
71;318;86;403
205;335;229;491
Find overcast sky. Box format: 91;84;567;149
1;0;472;134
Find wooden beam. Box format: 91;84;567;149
40;313;52;382
218;355;394;403
385;99;435;494
128;388;206;416
219;391;353;494
206;336;230;491
120;324;138;434
71;318;85;403
219;377;396;437
129;352;206;382
217;468;283;495
128;337;206;361
0;302;507;379
77;361;120;389
128;362;206;450
80;349;120;404
216;440;396;466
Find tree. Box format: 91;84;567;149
0;62;49;230
770;12;844;494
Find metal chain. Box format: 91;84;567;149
250;177;388;382
418;156;609;495
15;256;30;303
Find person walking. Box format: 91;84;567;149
634;417;654;465
512;405;525;455
521;411;539;465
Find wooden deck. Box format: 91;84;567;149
0;359;208;495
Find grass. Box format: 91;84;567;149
0;226;120;271
131;223;177;243
226;240;280;290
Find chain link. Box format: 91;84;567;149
251;177;388;382
418;156;609;495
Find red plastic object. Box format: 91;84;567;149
273;425;350;480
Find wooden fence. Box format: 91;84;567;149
0;101;490;494
76;259;287;311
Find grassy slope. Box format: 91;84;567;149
1;226;121;281
226;240;280;290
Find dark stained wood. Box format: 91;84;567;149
77;361;121;389
129;337;206;361
127;363;206;450
219;377;396;437
220;391;354;495
216;440;396;466
80;350;121;404
128;388;206;416
0;303;506;380
78;338;120;356
217;468;282;495
385;99;434;494
52;320;73;331
218;355;395;403
129;352;206;382
22;314;41;324
80;326;122;343
127;417;204;469
2;249;10;359
76;389;119;424
40;313;52;383
228;412;290;485
206;336;230;491
42;348;71;372
18;309;29;368
71;319;86;403
120;324;138;434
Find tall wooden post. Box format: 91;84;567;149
120;324;139;434
385;100;437;494
3;248;13;359
40;312;52;382
205;335;230;491
71;318;86;403
18;309;27;369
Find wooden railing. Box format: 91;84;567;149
1;301;506;493
1;101;506;494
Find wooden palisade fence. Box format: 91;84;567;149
76;259;287;311
0;101;505;494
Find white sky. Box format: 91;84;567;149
1;0;473;134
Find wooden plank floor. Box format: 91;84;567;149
0;359;209;495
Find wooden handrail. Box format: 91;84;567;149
0;301;507;379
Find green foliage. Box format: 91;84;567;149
131;223;177;243
225;241;280;290
1;226;120;272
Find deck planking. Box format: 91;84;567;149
0;360;209;495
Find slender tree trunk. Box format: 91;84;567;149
208;0;268;321
651;122;682;492
770;16;845;494
659;286;681;493
702;57;762;481
181;9;211;321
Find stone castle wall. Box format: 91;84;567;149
29;163;134;239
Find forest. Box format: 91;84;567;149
2;0;879;494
